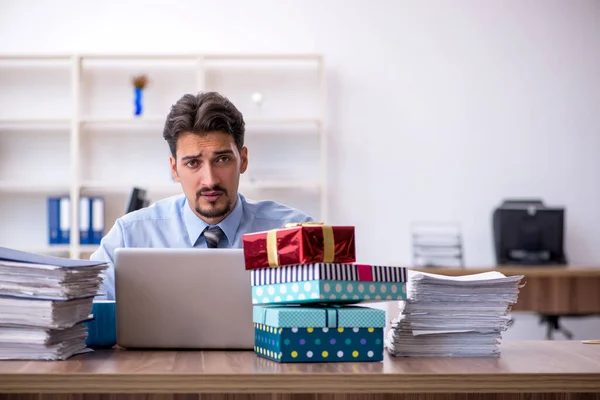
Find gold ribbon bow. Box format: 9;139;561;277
267;222;335;267
284;222;325;228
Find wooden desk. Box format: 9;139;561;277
411;266;600;315
0;341;599;400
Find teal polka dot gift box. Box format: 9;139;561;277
253;305;385;363
251;263;407;305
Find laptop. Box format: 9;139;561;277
114;248;254;349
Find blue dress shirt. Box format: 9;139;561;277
89;193;313;300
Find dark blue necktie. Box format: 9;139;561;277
203;226;224;248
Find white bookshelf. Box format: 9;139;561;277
79;180;321;193
80;116;166;124
0;118;71;126
0;53;327;259
14;245;71;256
79;116;321;131
0;182;71;194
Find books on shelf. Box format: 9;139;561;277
47;196;105;245
386;270;524;358
0;246;108;360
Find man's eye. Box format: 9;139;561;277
216;156;231;163
186;160;198;168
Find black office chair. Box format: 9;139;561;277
539;315;573;340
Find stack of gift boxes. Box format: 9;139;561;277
242;223;408;363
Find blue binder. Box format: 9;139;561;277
79;197;91;245
59;196;70;245
90;197;105;245
47;197;61;245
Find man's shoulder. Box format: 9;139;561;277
118;194;186;226
241;195;313;226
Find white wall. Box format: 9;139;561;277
1;0;599;339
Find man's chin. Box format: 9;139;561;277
195;202;230;220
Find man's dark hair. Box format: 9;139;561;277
163;92;245;158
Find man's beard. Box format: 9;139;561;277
194;186;232;219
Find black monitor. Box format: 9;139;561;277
126;187;149;214
492;199;567;266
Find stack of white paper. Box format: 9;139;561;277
386;271;524;358
0;247;108;360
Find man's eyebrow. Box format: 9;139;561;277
213;150;235;156
180;149;235;162
180;152;203;161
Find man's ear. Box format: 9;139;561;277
240;146;248;174
170;155;180;182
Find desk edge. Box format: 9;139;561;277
1;373;600;393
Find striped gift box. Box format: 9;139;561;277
250;263;407;286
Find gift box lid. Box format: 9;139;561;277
250;263;407;285
242;223;356;270
252;305;385;328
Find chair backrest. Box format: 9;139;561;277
411;221;465;268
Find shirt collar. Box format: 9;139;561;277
183;193;243;247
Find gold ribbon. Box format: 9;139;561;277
284;222;325;228
266;229;279;267
267;222;335;267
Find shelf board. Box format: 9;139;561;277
0;56;72;68
0;54;71;60
81;117;319;124
0;118;71;130
81;116;165;124
80;181;181;194
245;118;322;137
79;180;320;194
0;182;70;194
11;245;71;255
0;53;320;61
240;180;321;191
79;244;100;253
81;54;199;61
80;117;165;134
204;54;321;61
246;117;321;126
79;117;321;132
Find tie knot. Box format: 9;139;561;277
203;226;224;248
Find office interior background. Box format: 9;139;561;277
0;0;598;341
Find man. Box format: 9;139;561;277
90;92;313;300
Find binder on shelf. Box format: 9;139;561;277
58;197;70;245
90;197;105;245
79;197;91;245
47;197;61;245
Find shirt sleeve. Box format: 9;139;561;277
89;219;125;301
285;209;315;225
301;213;315;222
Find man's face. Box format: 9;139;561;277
170;131;248;225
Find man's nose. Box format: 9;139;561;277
199;164;220;188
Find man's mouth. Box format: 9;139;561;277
200;191;223;202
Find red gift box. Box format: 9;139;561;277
242;223;356;270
